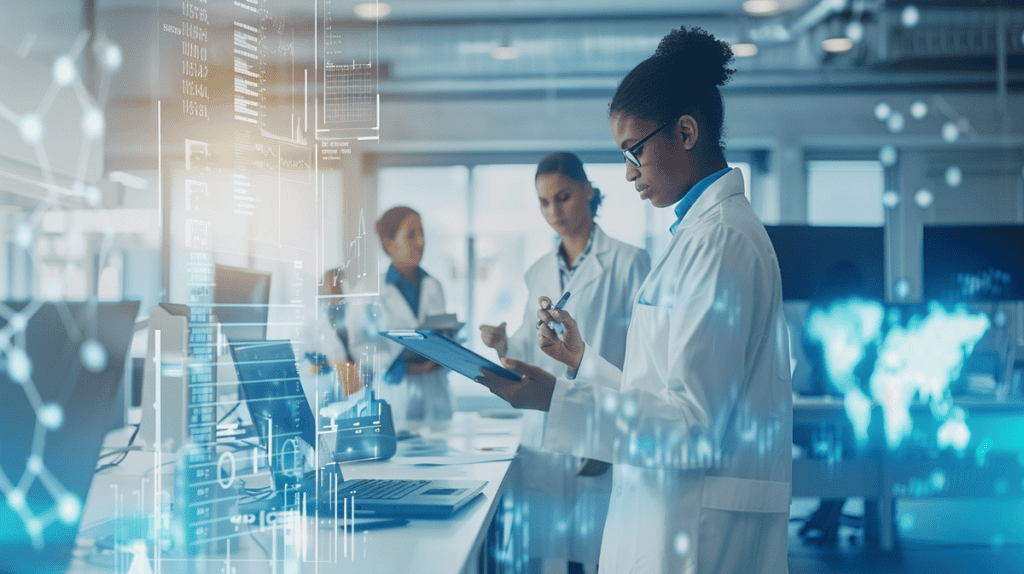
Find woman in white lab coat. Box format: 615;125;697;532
477;27;792;573
479;152;650;571
347;206;453;426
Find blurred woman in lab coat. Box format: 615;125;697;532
477;27;793;573
347;206;453;427
479;152;650;572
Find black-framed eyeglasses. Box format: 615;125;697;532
621;118;675;168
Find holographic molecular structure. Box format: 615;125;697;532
0;31;122;551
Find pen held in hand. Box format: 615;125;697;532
542;291;571;335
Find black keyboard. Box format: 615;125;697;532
343;479;430;500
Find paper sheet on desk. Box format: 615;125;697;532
388;452;516;466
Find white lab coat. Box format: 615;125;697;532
346;271;453;424
505;224;651;563
543;169;793;573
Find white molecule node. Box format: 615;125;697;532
621;398;638;420
878;145;897;167
882;190;900;209
58;494;81;524
7;489;26;510
901;5;920;28
53;56;76;87
19;114;43;143
944;165;963;188
914;188;934;209
80;339;108;373
82;108;105;140
27;455;43;474
895;279;911;300
910;100;928;120
16;224;33;249
845;21;863;43
873;102;891;122
7;348;32;384
674;532;691;556
941;121;959;143
85;186;102;207
994;310;1007;327
103;43;123;71
10;313;27;332
26;518;43;537
39;403;64;430
886;112;905;133
602;393;618;414
898;513;915;532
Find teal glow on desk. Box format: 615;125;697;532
69;412;523;574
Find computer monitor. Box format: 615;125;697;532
922;224;1024;302
764;225;885;302
0;300;139;574
228;340;318;487
213;264;271;342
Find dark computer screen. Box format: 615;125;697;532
764;225;885;301
922;225;1024;302
0;301;139;574
228;340;317;485
213;264;271;342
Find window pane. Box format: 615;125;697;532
807;160;884;226
585;163;646;250
470;164;552;351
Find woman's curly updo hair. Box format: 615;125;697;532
610;26;735;152
535;151;603;218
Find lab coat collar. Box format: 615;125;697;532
565;224;608;293
673;168;746;232
526;224;610;296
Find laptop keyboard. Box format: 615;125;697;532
344;479;430;500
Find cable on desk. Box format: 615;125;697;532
95;424;141;472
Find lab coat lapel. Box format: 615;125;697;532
638;170;745;306
528;250;562;302
563;224;611;297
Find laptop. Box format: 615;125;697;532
228;340;487;518
0;300;140;574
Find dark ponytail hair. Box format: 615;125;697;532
535;151;603;218
610;26;735;152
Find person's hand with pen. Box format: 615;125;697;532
534;292;586;372
475;293;586;412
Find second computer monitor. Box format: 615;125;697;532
922;224;1024;302
764;225;885;302
213;264;272;342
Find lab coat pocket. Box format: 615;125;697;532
621;302;671;391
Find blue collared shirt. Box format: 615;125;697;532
669;167;732;235
385;264;426;317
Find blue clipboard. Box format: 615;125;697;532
378;330;522;381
